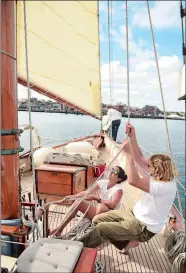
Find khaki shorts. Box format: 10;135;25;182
79;209;155;250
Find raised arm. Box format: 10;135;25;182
125;123;148;171
123;141;150;193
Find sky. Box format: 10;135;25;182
18;1;185;112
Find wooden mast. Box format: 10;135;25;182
1;0;20;219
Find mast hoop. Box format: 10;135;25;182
1;129;23;136
1;147;24;155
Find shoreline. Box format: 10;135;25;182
18;110;185;120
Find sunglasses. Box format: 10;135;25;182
110;168;119;175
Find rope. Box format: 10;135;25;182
125;0;130;124
110;1;114;101
164;231;186;266
23;0;38;223
94;259;105;273
23;217;42;238
64;217;93;241
146;0;185;225
97;0;103;130
171;253;186;273
107;0;112;104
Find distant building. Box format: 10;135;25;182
141;105;162;116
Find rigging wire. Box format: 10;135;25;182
23;0;39;227
146;0;185;225
110;1;114;101
107;0;112;104
125;0;130;124
97;1;103;129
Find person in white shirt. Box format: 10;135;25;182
106;105;122;141
49;166;127;237
78;123;177;253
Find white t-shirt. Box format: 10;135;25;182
107;109;122;122
133;177;176;233
97;179;124;209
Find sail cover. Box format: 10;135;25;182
17;1;101;118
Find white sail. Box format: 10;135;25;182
17;1;101;118
178;64;185;100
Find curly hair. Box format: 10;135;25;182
148;154;178;182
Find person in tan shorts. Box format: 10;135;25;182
78;123;177;253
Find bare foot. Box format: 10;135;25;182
119;241;139;254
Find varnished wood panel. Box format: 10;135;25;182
73;170;86;194
37;170;71;185
87;166;95;187
35;164;86;173
38;182;71;195
74;248;97;273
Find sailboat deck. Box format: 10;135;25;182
21;172;172;273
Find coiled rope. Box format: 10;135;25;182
171;253;186;273
164;231;186;272
23;216;42;238
94;259;105;273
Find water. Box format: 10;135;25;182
18;111;185;218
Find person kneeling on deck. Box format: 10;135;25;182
49;166;127;237
78;123;177;253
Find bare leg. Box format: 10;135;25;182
119;241;139;254
49;201;97;236
95;203;110;215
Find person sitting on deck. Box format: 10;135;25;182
49;166;127;237
78;123;177;253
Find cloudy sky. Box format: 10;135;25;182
18;1;185;112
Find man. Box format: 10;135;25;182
78;123;177;253
106;105;122;141
49;166;127;237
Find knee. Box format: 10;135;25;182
74;200;79;206
92;214;103;225
94;223;106;233
96;204;109;215
73;200;81;211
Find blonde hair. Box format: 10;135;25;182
148;154;178;182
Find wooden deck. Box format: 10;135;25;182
21;172;172;273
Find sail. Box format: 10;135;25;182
178;64;185;100
17;1;101;118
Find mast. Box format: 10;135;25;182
1;0;20;219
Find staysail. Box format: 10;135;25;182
17;1;101;118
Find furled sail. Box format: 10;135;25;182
17;1;101;118
178;64;185;100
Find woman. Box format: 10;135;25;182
78;123;177;254
49;166;127;237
